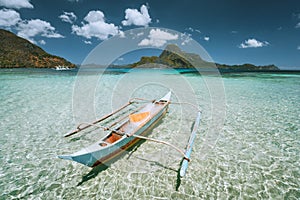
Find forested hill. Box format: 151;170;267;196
0;29;75;68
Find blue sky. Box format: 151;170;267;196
0;0;299;69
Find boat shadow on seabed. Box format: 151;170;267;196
71;95;200;190
77;138;183;190
77;164;109;186
76;115;164;186
76;137;150;186
76;117;195;190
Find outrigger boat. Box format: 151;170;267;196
58;91;201;177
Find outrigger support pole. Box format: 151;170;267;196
169;101;202;177
126;101;202;177
179;111;201;177
64;101;133;137
64;98;155;138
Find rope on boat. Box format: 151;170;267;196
170;101;202;113
128;134;190;161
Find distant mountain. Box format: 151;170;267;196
216;63;279;71
130;44;205;68
128;44;279;71
0;29;75;68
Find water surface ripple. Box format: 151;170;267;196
0;70;299;199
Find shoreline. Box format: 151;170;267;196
1;67;299;74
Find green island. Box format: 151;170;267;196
122;44;279;72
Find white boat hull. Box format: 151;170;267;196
59;92;171;167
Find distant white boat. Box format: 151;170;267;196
54;65;70;70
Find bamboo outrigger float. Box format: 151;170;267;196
58;91;201;177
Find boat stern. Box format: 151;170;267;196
58;155;74;161
58;153;98;167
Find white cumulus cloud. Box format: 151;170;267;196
122;5;151;27
239;38;269;48
119;31;125;38
295;22;300;28
186;27;201;34
187;27;194;32
297;46;300;50
84;40;92;44
204;36;210;41
17;19;64;43
195;29;201;34
39;39;46;45
59;12;77;24
72;10;120;40
137;32;144;37
0;8;21;27
138;29;178;47
181;32;192;45
0;0;33;9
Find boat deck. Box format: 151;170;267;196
72;101;168;155
102;101;167;145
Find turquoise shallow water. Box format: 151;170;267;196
0;69;299;199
